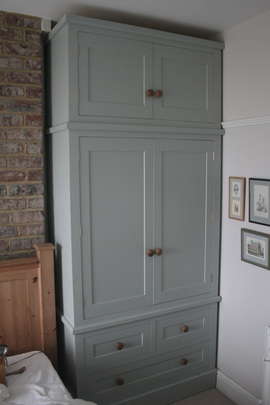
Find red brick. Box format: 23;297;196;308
28;223;44;235
0;114;24;126
5;71;42;85
0;142;23;153
0;240;8;253
0;213;9;224
0;156;7;167
0;225;18;237
0;27;23;41
0;185;7;196
25;86;42;99
8;183;43;196
10;236;44;251
0;198;26;210
6;14;41;30
25;59;41;71
0;85;24;97
0;57;23;69
6;128;42;140
25;114;42;126
6;43;41;57
11;210;44;223
18;225;28;236
28;197;44;209
9;238;32;251
26;142;43;154
7;100;42;113
27;170;43;181
9;156;43;168
0;170;26;182
25;30;41;43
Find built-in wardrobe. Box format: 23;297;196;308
45;14;224;405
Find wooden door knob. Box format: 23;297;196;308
181;358;188;366
146;89;154;97
116;377;124;385
146;249;155;257
155;248;162;256
181;325;189;333
115;342;124;350
155;90;163;98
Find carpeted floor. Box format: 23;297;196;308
171;388;236;404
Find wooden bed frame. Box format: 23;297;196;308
0;243;57;370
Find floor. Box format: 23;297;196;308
171;389;236;404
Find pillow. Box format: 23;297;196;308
0;383;9;400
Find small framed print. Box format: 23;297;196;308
249;178;270;226
241;228;270;270
229;177;246;221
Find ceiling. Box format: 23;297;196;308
1;0;270;38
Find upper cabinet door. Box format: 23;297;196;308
78;33;153;119
153;139;215;304
153;45;215;123
80;137;153;318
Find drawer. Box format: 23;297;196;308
156;307;211;351
84;322;151;368
82;341;210;403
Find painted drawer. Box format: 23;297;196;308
156;306;211;351
82;341;210;404
83;322;151;368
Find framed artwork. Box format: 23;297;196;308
249;178;270;226
229;177;246;221
241;228;270;270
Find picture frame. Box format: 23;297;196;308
228;177;246;221
241;228;270;270
249;178;270;226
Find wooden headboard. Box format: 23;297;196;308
0;243;57;369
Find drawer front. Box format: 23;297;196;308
84;323;151;368
81;342;210;403
156;307;211;351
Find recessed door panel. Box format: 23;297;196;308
153;139;214;303
79;33;153;118
154;45;215;123
80;137;153;318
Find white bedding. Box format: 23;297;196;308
0;351;96;405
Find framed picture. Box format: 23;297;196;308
229;177;246;221
241;228;270;270
249;178;270;226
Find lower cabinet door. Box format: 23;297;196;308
80;137;154;318
79;341;211;404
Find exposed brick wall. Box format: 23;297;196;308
0;11;45;259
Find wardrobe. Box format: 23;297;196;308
45;14;224;405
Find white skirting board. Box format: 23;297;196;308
262;326;270;405
216;371;262;405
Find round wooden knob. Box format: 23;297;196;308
146;89;154;97
181;358;188;366
115;342;124;350
146;249;155;257
181;325;189;333
155;90;163;98
116;377;124;385
155;248;162;256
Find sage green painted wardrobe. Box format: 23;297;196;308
45;14;224;405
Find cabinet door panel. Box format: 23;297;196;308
153;140;214;303
78;33;153;118
154;45;215;123
80;137;153;317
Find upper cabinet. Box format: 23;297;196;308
45;15;223;129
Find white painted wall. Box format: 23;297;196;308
214;10;270;405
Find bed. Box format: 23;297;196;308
0;244;96;405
